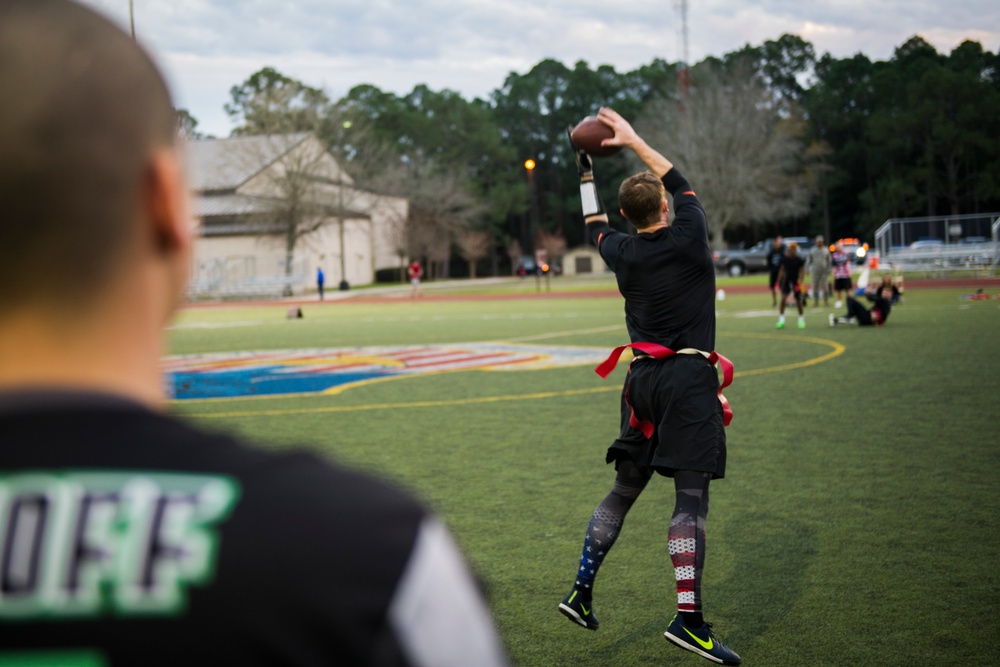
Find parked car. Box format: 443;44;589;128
713;236;812;277
515;256;551;276
907;239;945;251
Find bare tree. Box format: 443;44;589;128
506;239;523;275
227;134;348;292
334;117;486;282
457;230;493;278
636;62;816;246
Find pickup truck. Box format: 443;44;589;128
713;237;812;277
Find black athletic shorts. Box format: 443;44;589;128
606;354;727;479
780;280;801;296
768;270;781;290
834;277;852;291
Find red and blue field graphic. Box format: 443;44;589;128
165;343;609;400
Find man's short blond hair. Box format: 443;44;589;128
618;171;666;229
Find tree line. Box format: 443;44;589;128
179;34;1000;277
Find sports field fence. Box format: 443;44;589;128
873;212;999;275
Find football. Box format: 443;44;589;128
569;116;621;157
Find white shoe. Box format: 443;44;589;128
829;313;836;327
834;300;842;308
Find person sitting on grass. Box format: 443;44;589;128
875;274;902;304
829;284;895;327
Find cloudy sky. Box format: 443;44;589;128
80;0;999;138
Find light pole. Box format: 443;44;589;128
524;158;537;256
524;158;544;291
337;121;352;291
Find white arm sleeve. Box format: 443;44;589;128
388;517;508;667
580;181;602;217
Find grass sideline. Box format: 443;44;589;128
169;280;1000;666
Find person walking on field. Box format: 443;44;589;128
806;236;831;307
558;107;740;666
316;266;325;300
775;241;807;329
0;3;508;665
767;236;785;307
831;240;853;308
408;260;423;298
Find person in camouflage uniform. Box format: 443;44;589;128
806;236;832;307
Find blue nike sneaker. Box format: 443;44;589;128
558;588;599;630
664;614;741;665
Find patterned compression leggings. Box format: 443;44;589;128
574;461;711;614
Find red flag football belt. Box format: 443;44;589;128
595;342;734;438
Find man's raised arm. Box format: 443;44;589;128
596;107;674;178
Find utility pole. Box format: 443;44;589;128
337;121;352;290
129;0;135;40
337;178;349;290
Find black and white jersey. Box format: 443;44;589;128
0;391;507;667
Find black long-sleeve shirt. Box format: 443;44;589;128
585;168;716;352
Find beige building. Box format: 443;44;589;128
186;133;408;298
561;246;608;276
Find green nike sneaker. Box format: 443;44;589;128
558;588;599;630
664;614;741;665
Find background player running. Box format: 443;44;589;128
775;241;807;329
767;236;785;306
558;107;740;666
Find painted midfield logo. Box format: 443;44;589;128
165;344;609;401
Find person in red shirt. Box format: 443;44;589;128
831;240;853;308
407;260;423;298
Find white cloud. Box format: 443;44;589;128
76;0;1000;137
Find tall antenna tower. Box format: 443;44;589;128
675;0;689;66
674;0;690;95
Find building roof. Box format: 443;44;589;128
186;133;311;192
195;192;370;221
193;193;283;218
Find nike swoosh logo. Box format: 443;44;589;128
683;626;714;650
580;603;590;615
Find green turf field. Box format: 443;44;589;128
169;277;1000;666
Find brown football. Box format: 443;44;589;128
570;116;621;157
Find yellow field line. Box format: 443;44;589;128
181;334;845;420
719;332;846;377
181;386;612;419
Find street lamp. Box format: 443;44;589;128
337;120;351;291
524;158;537;257
524;158;546;291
